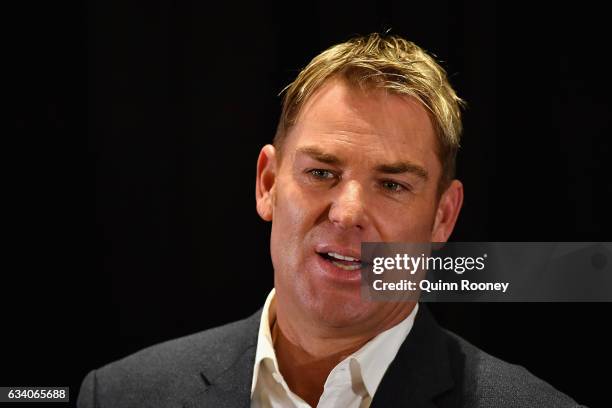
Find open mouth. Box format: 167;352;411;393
317;251;362;271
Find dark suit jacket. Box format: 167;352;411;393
77;306;584;407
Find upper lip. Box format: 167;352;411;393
315;244;361;261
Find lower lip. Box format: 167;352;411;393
315;253;363;284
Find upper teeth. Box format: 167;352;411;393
328;252;359;262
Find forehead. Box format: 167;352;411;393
285;78;439;171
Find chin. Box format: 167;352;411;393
304;287;374;328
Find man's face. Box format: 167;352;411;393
256;78;462;330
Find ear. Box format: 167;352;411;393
255;144;277;221
431;179;464;242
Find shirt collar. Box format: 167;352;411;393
250;288;419;398
251;288;279;395
349;302;419;396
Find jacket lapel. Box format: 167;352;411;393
183;305;454;408
184;309;261;408
370;306;455;408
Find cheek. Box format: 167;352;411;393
270;183;317;265
376;199;437;241
275;174;331;231
274;186;308;235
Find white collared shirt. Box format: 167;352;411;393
250;289;419;408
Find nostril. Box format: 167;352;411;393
330;211;366;230
329;204;365;228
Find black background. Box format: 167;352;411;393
6;1;611;407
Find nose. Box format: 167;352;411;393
328;180;370;230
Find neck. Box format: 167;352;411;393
270;298;416;406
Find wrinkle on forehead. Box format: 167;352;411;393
282;77;440;179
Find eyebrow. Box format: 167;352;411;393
375;162;429;180
296;146;429;180
296;146;345;166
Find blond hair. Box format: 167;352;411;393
274;33;465;190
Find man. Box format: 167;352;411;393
78;34;583;407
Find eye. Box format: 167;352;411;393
381;180;409;193
307;169;336;180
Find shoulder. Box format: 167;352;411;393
441;329;583;408
77;309;261;408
